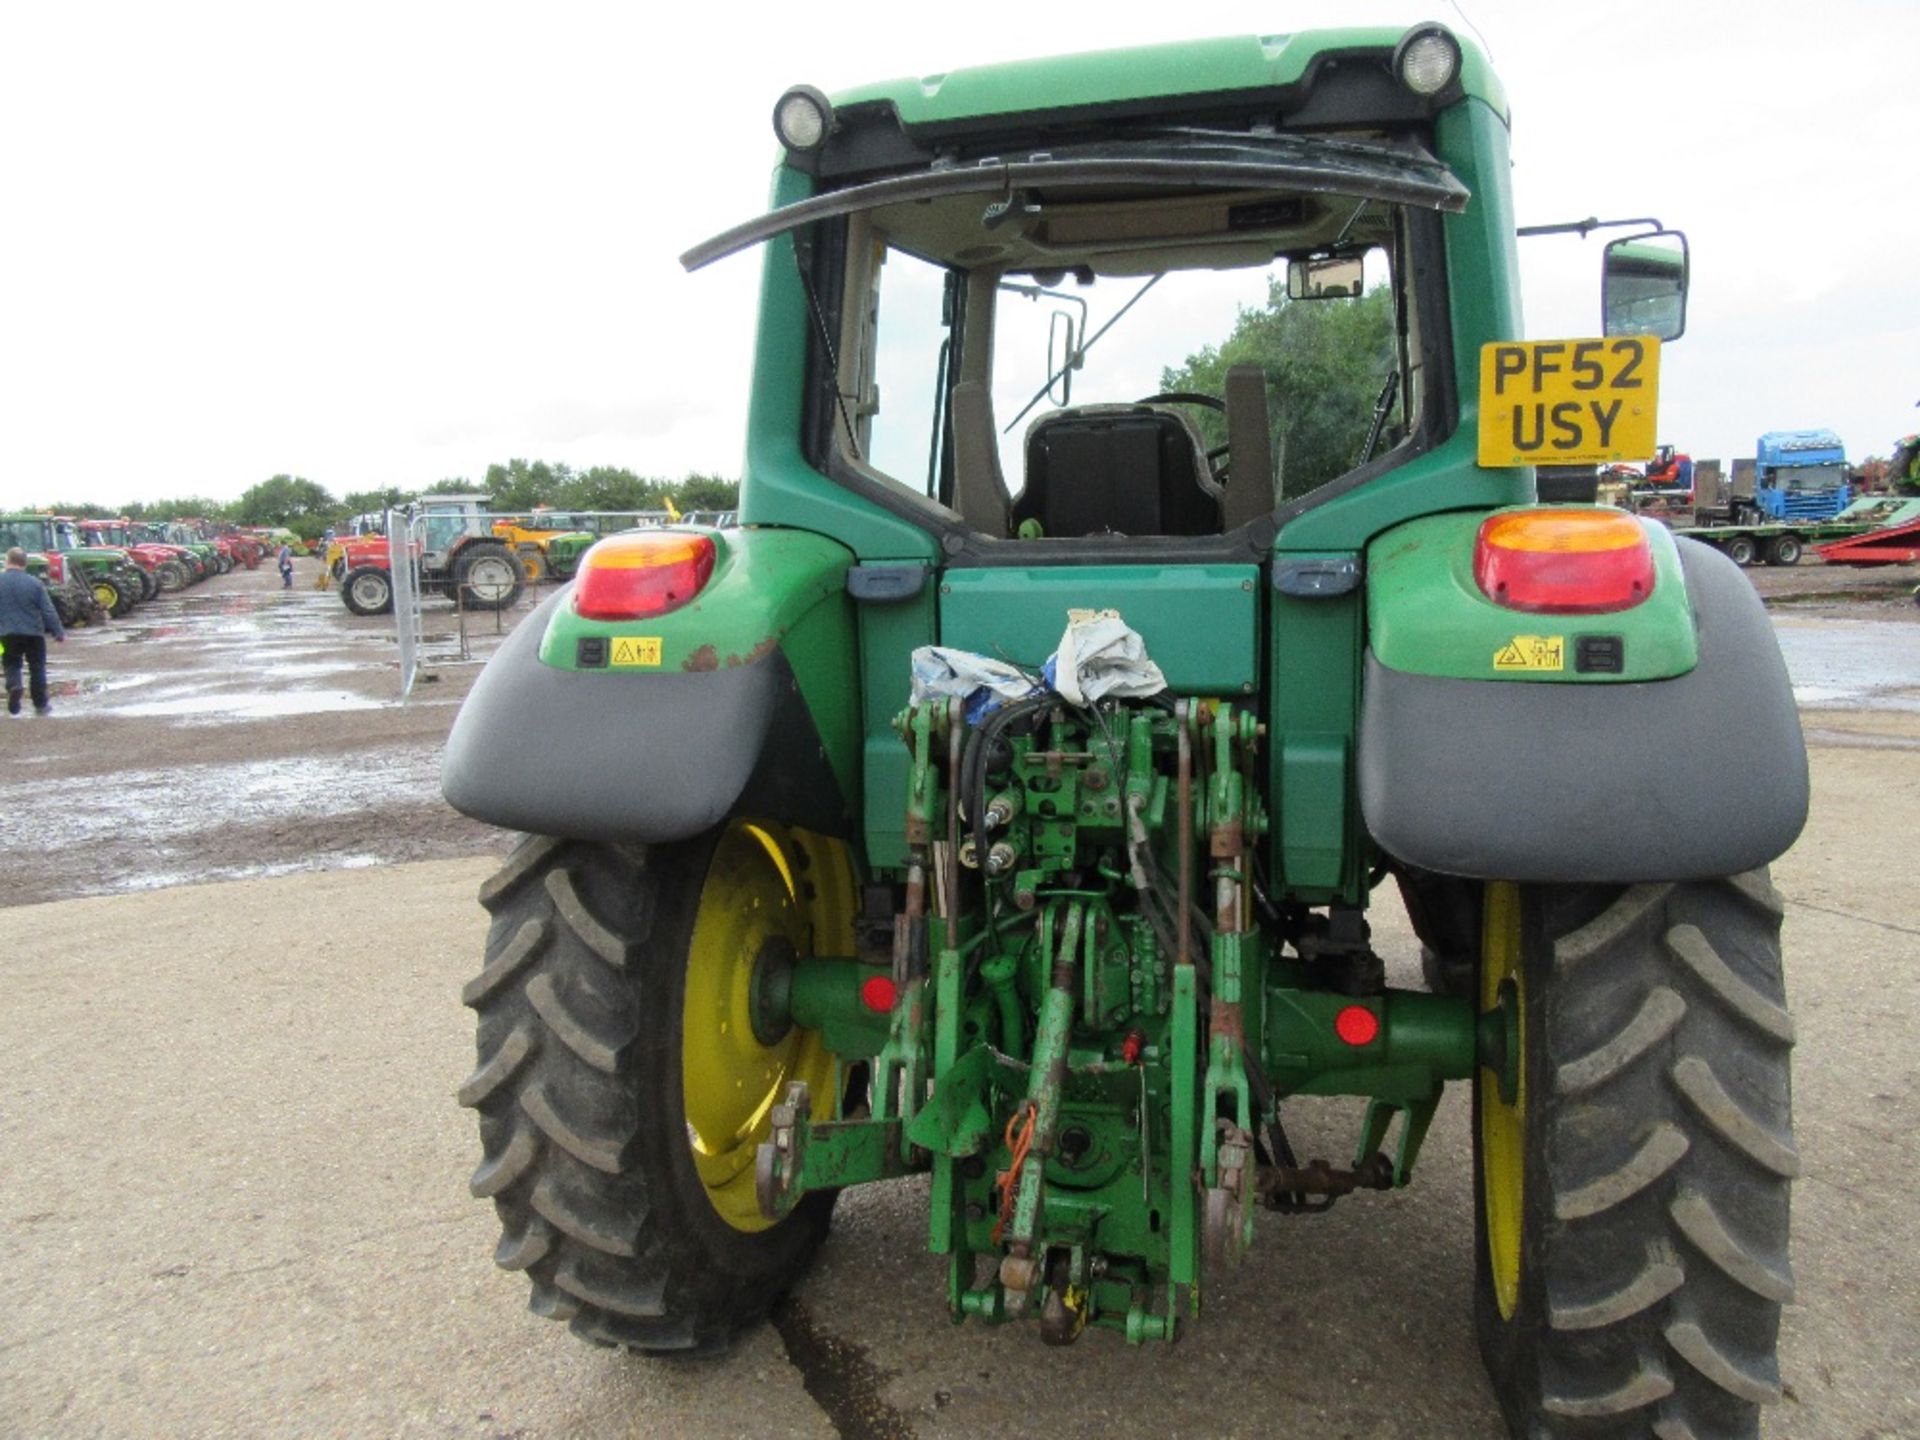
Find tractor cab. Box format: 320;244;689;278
416;496;498;567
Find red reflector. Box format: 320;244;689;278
1474;508;1655;615
860;975;897;1014
1334;1005;1380;1048
573;533;716;621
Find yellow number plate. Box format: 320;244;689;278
609;636;663;667
1477;337;1661;467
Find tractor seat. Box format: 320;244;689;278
1011;405;1224;539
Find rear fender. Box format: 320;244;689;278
1359;524;1807;882
442;528;860;845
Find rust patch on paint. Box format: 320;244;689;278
682;643;720;672
726;635;782;668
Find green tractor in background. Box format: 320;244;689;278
490;511;600;584
444;26;1803;1439
0;514;144;617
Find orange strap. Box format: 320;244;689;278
992;1102;1038;1245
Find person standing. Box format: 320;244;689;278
1;547;66;716
277;541;295;588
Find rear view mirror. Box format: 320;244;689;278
1603;230;1689;341
1287;255;1365;300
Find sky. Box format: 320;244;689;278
3;0;1916;511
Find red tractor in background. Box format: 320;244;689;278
329;496;524;616
78;519;199;593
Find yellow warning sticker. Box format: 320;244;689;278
1493;635;1565;672
610;636;663;668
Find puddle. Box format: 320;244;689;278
46;672;165;699
255;660;377;680
92;689;390;721
1772;618;1920;713
120;853;386;894
0;751;445;852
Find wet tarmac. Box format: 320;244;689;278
0;561;518;905
1773;616;1920;712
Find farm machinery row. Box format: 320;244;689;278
0;514;265;626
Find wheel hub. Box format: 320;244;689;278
747;936;798;1047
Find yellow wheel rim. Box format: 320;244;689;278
92;582;118;608
681;821;854;1232
1479;880;1526;1321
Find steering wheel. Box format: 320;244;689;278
1136;391;1231;482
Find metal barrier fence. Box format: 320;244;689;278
386;506;425;699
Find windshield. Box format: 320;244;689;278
830;172;1428;543
1782;462;1846;492
0;519;48;550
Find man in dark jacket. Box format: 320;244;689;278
1;546;66;716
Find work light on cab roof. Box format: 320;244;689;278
1393;24;1463;97
774;84;833;154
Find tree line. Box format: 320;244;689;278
34;462;741;540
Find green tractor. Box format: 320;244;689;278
443;26;1804;1439
1;514;143;617
490;512;600;583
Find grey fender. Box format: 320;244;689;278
441;592;850;844
1358;537;1808;883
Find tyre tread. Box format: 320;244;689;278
1484;871;1794;1440
465;836;832;1355
543;867;630;969
1669;1056;1800;1178
1555;986;1686;1095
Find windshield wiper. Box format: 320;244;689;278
681;135;1468;272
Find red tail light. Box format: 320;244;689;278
46;554;66;582
1474;508;1655;614
573;532;717;620
1334;1005;1380;1048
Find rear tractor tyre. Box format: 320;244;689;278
461;826;853;1352
1764;535;1803;567
341;566;394;617
69;583;107;626
134;567;159;602
156;560;189;593
1473;876;1795;1440
1722;535;1757;567
455;542;525;612
90;574;129;618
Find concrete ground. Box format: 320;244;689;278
2;707;1915;1438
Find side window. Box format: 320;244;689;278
865;247;951;496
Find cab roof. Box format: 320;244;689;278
829;26;1506;132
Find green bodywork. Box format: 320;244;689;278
497;25;1726;1344
539;527;863;812
1367;509;1698;682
